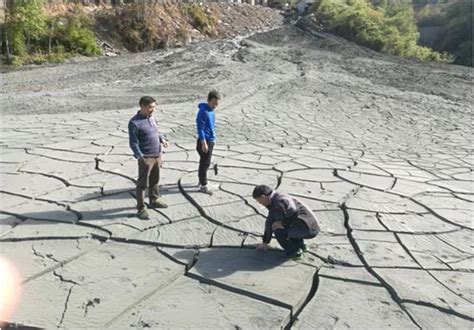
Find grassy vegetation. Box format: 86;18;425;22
1;0;101;66
311;0;452;63
183;4;217;35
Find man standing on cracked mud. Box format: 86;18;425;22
128;96;169;220
253;185;320;260
196;90;221;195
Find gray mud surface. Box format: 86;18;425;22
1;25;473;328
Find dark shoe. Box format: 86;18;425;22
137;208;150;220
150;199;168;208
327;255;337;264
289;249;304;261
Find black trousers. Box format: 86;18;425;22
274;228;305;257
196;139;214;186
274;219;318;256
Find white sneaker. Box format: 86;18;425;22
199;185;213;195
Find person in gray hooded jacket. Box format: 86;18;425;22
252;185;320;260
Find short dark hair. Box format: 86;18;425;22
252;185;273;198
208;90;221;101
139;96;156;107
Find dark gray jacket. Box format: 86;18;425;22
262;192;320;244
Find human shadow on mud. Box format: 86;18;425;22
3;206;135;223
6;181;216;225
77;183;192;202
175;247;295;279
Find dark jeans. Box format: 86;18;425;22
196;139;214;186
274;220;318;257
136;156;161;210
274;228;306;257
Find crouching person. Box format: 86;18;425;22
252;185;320;260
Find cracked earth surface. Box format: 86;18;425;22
1;25;473;328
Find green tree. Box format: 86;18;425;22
52;13;101;56
2;1;100;66
7;0;47;51
311;0;451;62
439;0;472;66
414;0;472;66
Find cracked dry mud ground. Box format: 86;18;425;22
1;25;473;328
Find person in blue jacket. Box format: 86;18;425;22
196;90;220;195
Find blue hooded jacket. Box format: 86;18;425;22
196;102;216;142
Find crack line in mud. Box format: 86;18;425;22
22;248;94;285
53;270;80;286
24;148;92;164
178;178;261;237
0;236;89;243
94;157;135;183
0;210;112;237
0;191;83;221
17;169;71;187
333;170;473;231
185;272;293;310
58;285;74;327
387;225;474;305
318;274;382;287
284;268;320;329
340;202;422;328
402;300;474;322
218;184;266;218
434;235;474;256
103;264;184;328
354;227;462;236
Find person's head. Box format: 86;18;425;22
139;96;156;117
207;90;221;110
252;185;273;207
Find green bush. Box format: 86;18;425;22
412;0;472;66
52;14;101;56
2;2;100;66
311;0;452;63
184;4;217;35
2;0;47;61
438;0;472;66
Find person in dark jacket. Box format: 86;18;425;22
252;185;320;260
128;96;169;220
196;90;220;195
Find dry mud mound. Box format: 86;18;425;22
1;25;473;328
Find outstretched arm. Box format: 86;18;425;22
262;219;273;244
256;217;272;251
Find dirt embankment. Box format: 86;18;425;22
88;3;284;55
